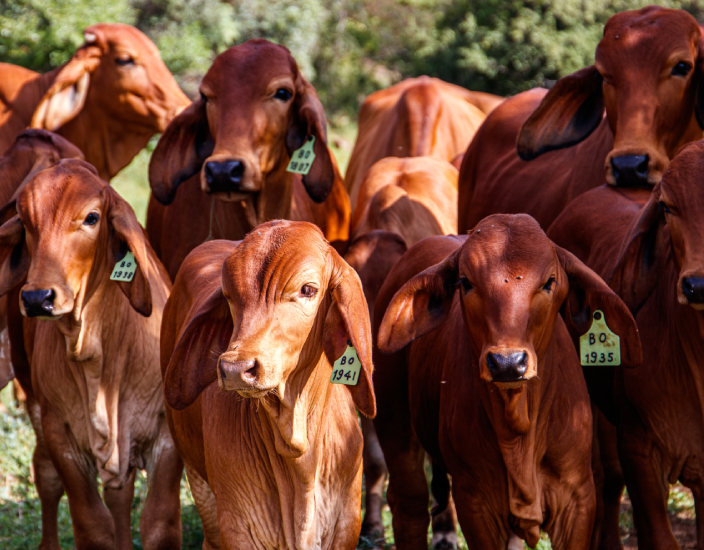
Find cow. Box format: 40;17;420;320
160;219;376;549
0;159;182;550
0;23;190;179
548;139;704;550
373;214;641;550
343;155;458;541
146;39;350;280
346;76;503;209
458;6;704;231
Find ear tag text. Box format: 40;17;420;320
287;136;316;175
110;251;137;282
331;341;361;386
580;309;620;366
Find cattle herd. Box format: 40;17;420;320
1;5;704;550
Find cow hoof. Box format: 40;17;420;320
432;532;458;550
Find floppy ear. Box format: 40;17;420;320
148;99;214;205
377;247;459;354
323;250;376;417
163;287;233;410
555;246;642;368
608;190;670;315
287;77;335;203
695;37;704;129
104;187;154;317
0;217;29;297
30;45;102;132
517;66;604;161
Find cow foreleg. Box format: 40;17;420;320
546;480;596;550
360;415;388;541
33;415;64;550
430;460;458;550
103;468;136;550
186;465;221;550
596;414;625;550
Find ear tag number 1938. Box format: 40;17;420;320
580;309;621;366
331;340;361;386
287;136;316;175
110;251;137;282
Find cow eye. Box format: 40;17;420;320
200;92;208;103
543;277;556;292
299;285;318;299
274;88;293;101
457;276;473;294
115;56;135;67
659;201;672;214
83;213;99;226
672;62;692;77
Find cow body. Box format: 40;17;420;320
374;215;641;550
161;221;376;549
459;6;704;231
346;76;501;209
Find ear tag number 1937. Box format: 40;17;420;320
331;340;361;386
110;251;136;282
287;136;316;175
580;309;620;366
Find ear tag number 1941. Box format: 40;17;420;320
580;309;621;366
331;340;361;386
287;136;316;175
110;251;137;282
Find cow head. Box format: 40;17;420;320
0;159;154;325
30;24;190;178
610;140;704;312
518;6;704;188
149;40;335;207
378;215;641;396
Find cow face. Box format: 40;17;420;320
378;215;642;387
148;40;335;207
0;160;153;324
518;7;704;188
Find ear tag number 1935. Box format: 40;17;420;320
287;136;316;175
110;251;136;282
331;340;361;386
580;309;620;366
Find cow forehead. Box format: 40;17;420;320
89;23;162;58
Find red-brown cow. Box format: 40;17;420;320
459;6;704;231
374;215;641;550
161;220;375;549
0;23;189;179
147;39;350;280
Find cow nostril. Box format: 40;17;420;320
205;162;216;184
682;277;704;303
636;155;649;176
486;353;500;373
229;161;244;182
610;155;649;187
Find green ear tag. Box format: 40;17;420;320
580;309;621;366
331;340;361;386
287;136;316;175
110;251;137;282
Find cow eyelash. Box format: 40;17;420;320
659;201;672;214
274;88;293;101
543;277;556;292
83;213;99;226
115;57;135;66
299;285;318;299
672;61;692;77
457;276;473;293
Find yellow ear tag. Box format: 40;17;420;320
287;136;316;175
331;340;361;386
580;309;621;366
110;251;137;282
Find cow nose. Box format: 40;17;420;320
21;289;55;318
486;351;528;382
205;160;245;193
682;277;704;304
610;155;649;187
218;359;259;389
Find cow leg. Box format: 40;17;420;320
140;430;184;550
360;415;388;540
596;415;625;550
103;468;136;550
33;410;64;550
430;460;457;550
186;465;221;550
506;533;524;550
546;480;596;550
695;493;704;550
452;489;507;550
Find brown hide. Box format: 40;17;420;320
459;6;704;231
346;76;501;209
161;220;374;549
147;40;350;280
373;215;640;550
0;24;189;179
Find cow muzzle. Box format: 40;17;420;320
202;156;260;199
680;275;704;309
481;347;537;387
217;357;268;395
21;289;56;318
610;155;649;187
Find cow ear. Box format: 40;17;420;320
163;287;232;410
517;66;604;161
608;190;669;315
377;247;459;354
323;249;377;417
149;99;214;205
104;187;154;317
30;45;102;132
694;38;704;129
0;217;29;297
555;245;642;368
287;77;335;203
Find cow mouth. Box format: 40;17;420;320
212;190;253;202
492;378;530;389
